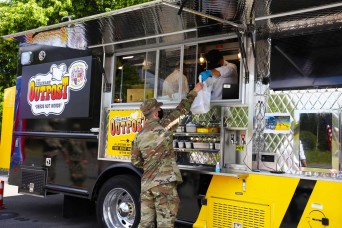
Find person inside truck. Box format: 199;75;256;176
131;82;203;228
162;64;189;100
199;49;238;100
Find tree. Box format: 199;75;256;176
0;0;150;134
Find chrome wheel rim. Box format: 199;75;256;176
103;188;136;228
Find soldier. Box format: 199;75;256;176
131;82;203;228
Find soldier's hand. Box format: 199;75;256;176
193;82;204;92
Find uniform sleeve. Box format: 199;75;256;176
160;90;197;128
131;139;143;168
182;75;189;94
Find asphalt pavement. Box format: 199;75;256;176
0;173;99;228
0;172;189;228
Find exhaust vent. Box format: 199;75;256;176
209;197;270;227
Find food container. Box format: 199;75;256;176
196;127;209;133
196;127;220;133
178;141;185;149
185;141;192;149
186;124;197;133
176;125;185;132
209;127;220;133
214;143;220;150
192;142;210;149
173;140;178;148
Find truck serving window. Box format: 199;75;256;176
157;47;187;102
114;51;156;103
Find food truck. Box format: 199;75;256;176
2;0;342;227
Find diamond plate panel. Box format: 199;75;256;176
191;106;221;127
223;106;248;128
254;37;342;173
264;88;342;173
176;150;220;166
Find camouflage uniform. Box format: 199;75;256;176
131;91;197;228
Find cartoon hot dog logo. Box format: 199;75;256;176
27;60;88;116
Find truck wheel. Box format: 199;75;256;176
97;175;140;228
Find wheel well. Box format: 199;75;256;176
91;166;141;201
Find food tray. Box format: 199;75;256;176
192;142;210;149
186;125;197;133
196;127;219;133
214;143;220;150
176;125;185;132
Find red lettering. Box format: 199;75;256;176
115;122;120;135
62;77;69;99
137;119;142;132
132;120;137;132
126;120;131;134
110;119;115;136
40;87;47;101
56;84;63;99
29;81;35;102
121;121;126;134
51;85;57;100
45;86;52;100
34;87;40;101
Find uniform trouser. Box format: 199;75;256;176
139;182;180;228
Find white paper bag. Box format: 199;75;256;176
190;83;211;114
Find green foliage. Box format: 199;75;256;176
305;149;332;167
0;39;18;133
0;0;50;35
300;130;316;150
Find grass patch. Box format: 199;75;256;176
306;149;331;168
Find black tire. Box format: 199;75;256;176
97;175;140;228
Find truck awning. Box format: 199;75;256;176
255;0;342;38
2;0;250;53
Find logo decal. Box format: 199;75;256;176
27;60;88;116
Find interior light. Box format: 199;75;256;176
237;52;241;60
122;56;134;59
199;53;205;64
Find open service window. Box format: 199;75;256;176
157;47;187;102
114;47;195;104
157;45;200;103
197;38;241;103
112;38;242;105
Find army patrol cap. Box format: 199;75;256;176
140;98;163;116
